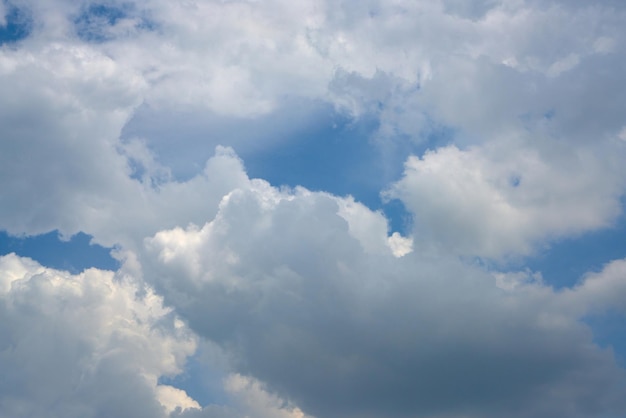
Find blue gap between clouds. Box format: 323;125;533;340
0;230;118;273
239;109;427;235
522;203;626;365
0;1;32;45
74;3;128;43
73;2;156;43
158;351;230;408
524;203;626;289
585;311;626;368
122;101;428;235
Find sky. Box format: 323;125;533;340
1;1;626;417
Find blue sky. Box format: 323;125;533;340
2;1;626;418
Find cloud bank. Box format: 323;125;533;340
2;0;626;417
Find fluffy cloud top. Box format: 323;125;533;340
0;253;197;418
387;140;626;257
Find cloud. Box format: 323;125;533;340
0;2;6;27
169;371;315;418
1;1;626;418
219;374;311;418
559;258;626;316
0;40;144;238
0;253;197;417
0;252;323;418
386;139;626;258
0;39;247;248
143;176;626;418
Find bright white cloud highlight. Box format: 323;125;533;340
388;141;626;258
0;253;197;418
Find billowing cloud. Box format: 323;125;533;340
1;1;626;417
0;253;197;417
143;177;626;418
0;39;247;247
387;139;626;258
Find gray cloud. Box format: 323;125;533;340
144;180;626;418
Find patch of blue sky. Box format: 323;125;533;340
0;2;32;45
158;350;230;408
121;99;340;182
524;203;626;289
518;201;626;361
470;209;626;368
122;101;453;236
238;108;429;235
73;2;156;42
543;109;556;120
0;230;118;273
242;112;379;199
585;311;626;368
125;155;148;182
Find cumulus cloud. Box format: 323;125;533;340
2;1;626;418
143;176;626;418
0;252;311;418
387;139;626;258
0;39;247;248
0;253;197;418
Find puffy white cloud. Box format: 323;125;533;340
0;40;144;238
387;139;626;258
0;39;247;247
0;253;198;418
143;177;626;418
0;253;316;418
337;195;412;257
156;385;201;416
2;0;625;251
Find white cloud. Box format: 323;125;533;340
337;195;412;257
0;253;197;418
0;40;248;248
2;1;625;232
0;253;307;418
0;41;144;238
387;139;626;258
387;232;413;257
156;385;201;415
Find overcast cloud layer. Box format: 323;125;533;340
2;1;626;417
